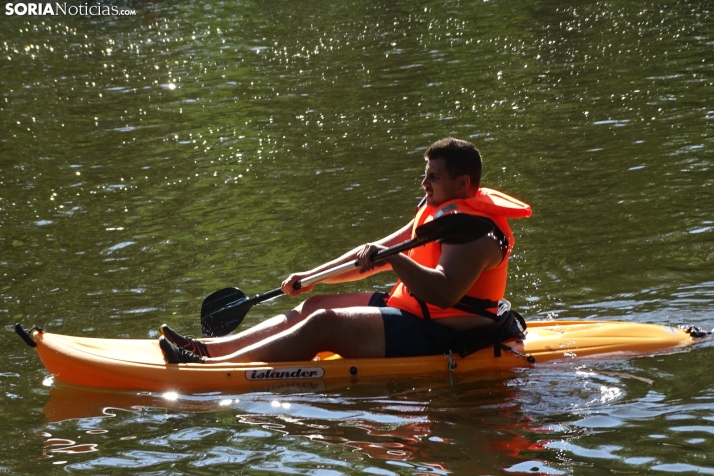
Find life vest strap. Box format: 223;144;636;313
452;306;532;362
409;291;433;321
407;290;501;321
452;295;501;320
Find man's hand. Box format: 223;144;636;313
356;243;391;273
281;273;315;298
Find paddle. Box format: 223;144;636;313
200;213;494;337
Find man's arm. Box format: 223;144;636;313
281;220;414;296
320;219;414;283
381;235;504;308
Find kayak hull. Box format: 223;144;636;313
28;321;698;393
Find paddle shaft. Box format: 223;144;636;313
296;235;425;288
244;235;426;306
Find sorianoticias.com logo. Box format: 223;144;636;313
5;3;137;16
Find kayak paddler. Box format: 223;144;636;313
158;137;532;364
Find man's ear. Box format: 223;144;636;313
458;174;471;191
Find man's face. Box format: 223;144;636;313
421;158;463;207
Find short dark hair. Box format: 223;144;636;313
424;137;482;189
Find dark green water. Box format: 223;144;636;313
1;0;713;473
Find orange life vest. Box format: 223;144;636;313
385;188;532;319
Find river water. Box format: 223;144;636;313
1;0;713;474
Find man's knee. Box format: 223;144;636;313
301;309;338;335
297;294;333;315
296;292;373;316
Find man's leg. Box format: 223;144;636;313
206;306;385;363
204;292;374;356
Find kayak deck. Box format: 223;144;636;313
24;321;704;393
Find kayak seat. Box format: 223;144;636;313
313;351;343;361
448;300;532;361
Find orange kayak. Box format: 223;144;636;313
16;321;708;393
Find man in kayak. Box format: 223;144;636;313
159;137;531;364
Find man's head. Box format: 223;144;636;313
422;138;482;206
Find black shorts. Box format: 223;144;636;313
367;292;459;358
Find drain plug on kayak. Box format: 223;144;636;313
349;366;358;376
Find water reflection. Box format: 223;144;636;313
40;377;522;472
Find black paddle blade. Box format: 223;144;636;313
415;213;494;244
200;287;248;337
201;298;254;337
201;287;247;317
